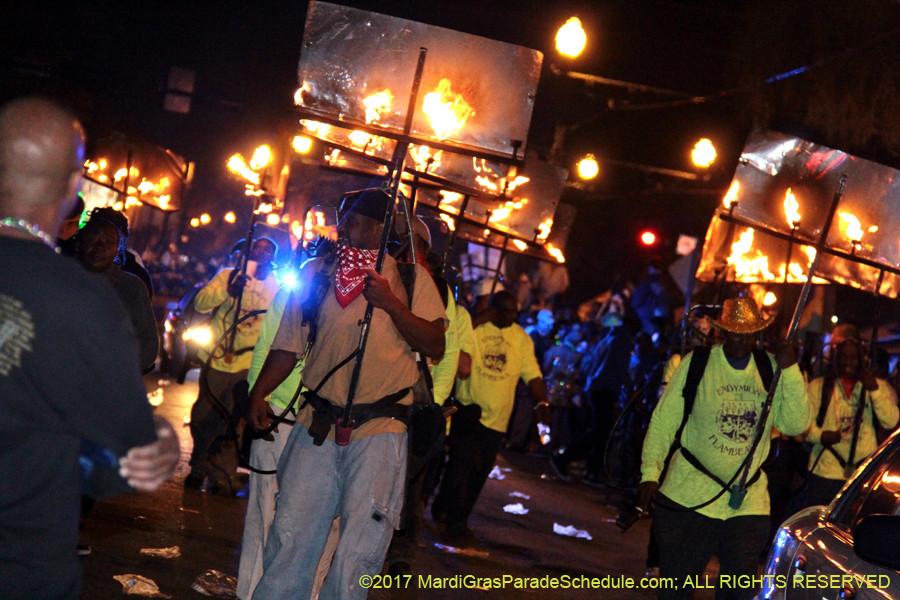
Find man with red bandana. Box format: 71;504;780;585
248;187;446;599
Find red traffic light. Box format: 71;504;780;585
640;231;657;246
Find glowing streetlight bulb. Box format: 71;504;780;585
250;145;272;170
266;213;280;226
556;17;586;58
692;138;717;167
190;218;200;227
292;136;312;154
224;212;236;223
577;154;599;180
200;213;210;224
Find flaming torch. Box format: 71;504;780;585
422;79;474;140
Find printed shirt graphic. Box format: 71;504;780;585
456;321;542;432
641;345;811;519
805;376;899;480
0;294;35;376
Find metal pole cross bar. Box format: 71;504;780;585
336;47;428;445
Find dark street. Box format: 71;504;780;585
77;372;719;600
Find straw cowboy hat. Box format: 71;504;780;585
709;297;774;334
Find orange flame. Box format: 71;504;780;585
409;145;442;172
439;191;463;209
839;213;864;242
783;188;801;227
727;229;776;281
723;181;739;209
422;79;474;140
294;82;311;105
439;214;456;231
537;218;553;242
363;90;393;124
304;120;331;136
546;242;565;263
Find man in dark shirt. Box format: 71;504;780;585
0;96;179;600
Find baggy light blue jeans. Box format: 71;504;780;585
252;424;407;600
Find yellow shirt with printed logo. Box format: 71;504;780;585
641;345;811;519
456;321;542;433
805;376;898;480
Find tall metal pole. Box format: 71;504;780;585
337;47;428;444
440;194;469;274
679;248;701;357
730;174;847;508
226;196;260;362
489;234;510;300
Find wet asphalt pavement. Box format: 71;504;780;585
78;372;719;600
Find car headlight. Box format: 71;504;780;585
183;327;211;345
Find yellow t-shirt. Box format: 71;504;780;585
456;321;542;433
195;268;279;373
430;288;462;404
805;376;898;480
247;286;304;411
641;345;811;519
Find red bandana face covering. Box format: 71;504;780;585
334;244;379;308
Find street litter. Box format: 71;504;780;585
503;503;529;515
139;546;180;558
553;523;593;540
509;491;530;500
488;466;505;480
113;575;171;598
434;543;490;558
191;569;238;598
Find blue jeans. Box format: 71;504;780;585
253;425;407;600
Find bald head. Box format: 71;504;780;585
0;97;85;234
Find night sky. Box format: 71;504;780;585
6;0;874;307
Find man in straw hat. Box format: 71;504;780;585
638;297;811;600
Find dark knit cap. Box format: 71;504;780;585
341;187;393;221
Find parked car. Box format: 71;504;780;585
161;283;211;383
756;428;900;599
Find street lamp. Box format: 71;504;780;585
556;17;586;58
577;154;599;180
224;211;236;223
692;138;716;168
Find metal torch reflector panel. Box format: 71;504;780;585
413;149;566;244
296;1;542;161
697;130;900;297
82;133;189;211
